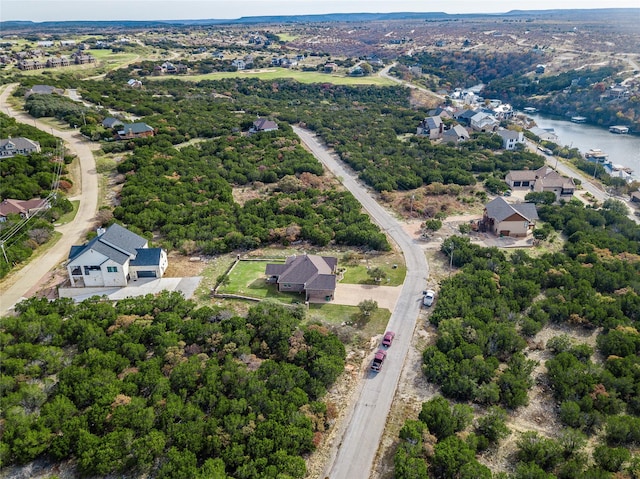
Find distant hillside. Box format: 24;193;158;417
1;9;638;33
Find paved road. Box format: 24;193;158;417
0;84;99;313
378;63;445;102
293;126;429;479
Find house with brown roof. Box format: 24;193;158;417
505;166;575;202
265;254;338;301
480;197;538;237
0;198;50;222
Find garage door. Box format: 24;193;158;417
137;270;157;278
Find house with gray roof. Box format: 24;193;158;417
250;118;279;133
0;137;41;157
66;223;168;287
481;197;538;237
102;117;124;129
442;124;470;144
470;112;499;132
265;254;338;301
505;166;575;202
496;129;525;150
117;123;155;140
416;116;444;139
528;126;559;143
24;84;64;97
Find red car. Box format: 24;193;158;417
371;349;387;372
382;331;395;347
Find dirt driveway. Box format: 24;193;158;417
330;283;402;310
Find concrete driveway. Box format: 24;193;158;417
59;277;203;302
330;283;402;311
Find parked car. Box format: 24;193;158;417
371;349;387;372
423;289;436;307
382;331;395;347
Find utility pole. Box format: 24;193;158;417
409;194;414;217
0;241;8;264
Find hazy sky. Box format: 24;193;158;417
2;0;639;22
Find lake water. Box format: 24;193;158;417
526;112;640;180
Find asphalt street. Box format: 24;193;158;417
293;125;429;479
0;84;99;313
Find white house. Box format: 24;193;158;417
66;224;168;287
470;112;499;132
496;129;525;150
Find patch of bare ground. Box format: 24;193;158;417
479;323;602;475
163;251;210;277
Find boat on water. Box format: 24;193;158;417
584;148;609;162
571;116;587;123
609;125;630;134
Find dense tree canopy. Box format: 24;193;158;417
0;295;345;478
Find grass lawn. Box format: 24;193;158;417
147;69;397;86
276;33;299;42
56;200;79;225
307;303;391;339
218;259;301;303
341;263;406;286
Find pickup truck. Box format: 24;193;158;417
371;349;387;372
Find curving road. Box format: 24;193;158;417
292;126;429;479
0;83;99;313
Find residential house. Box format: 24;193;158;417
0;198;50;222
0;137;41;157
528;126;559;143
66;223;168;287
102;117;124;129
505;166;575;201
470;112;499;132
442;124;470;144
492;103;514;120
454;109;479;127
265;254;338;301
127;78;143;88
24;84;64;97
427;107;453;120
18;60;44;70
117;123;155;140
250;118;279;133
324;62;338;73
74;54;95;64
416;116;444;139
232;59;246;70
496;129;525;150
481;197;538;237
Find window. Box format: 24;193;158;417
107;266;118;273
